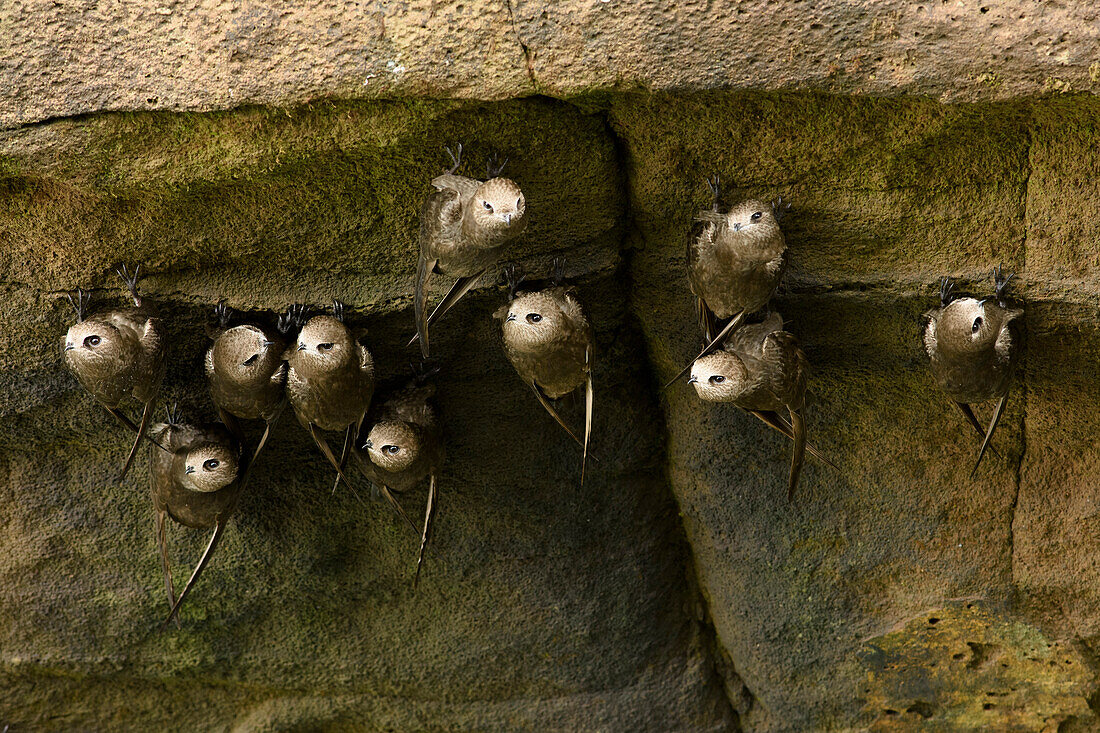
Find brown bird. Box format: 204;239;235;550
62;264;167;480
205;301;301;487
688;312;818;502
410;144;528;358
666;176;789;388
923;266;1022;474
494;261;594;483
283;301;380;504
149;409;245;628
353;370;444;584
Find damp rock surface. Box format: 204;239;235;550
5;56;1100;733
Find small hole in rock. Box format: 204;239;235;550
884;709;898;716
928;617;940;625
953;653;965;659
984;703;994;710
980;6;989;12
907;701;934;719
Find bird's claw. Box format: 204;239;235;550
116;263;143;305
550;257;567;286
771;195;791;223
214;299;233;328
278;303;309;334
993;264;1015;307
939;277;955;308
486;152;509;179
332;299;346;323
444;143;463;174
502;263;526;301
65;288;91;322
705;174;721;211
165;403;182;428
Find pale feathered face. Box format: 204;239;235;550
938;298;997;352
498;291;566;350
213;325;277;384
689;351;748;402
362;421;419;473
63;320;125;369
470;178;527;236
180;443;238;493
294;316;352;372
724;200;782;242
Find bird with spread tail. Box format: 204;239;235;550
62;264;168;480
410;144;528;358
923;266;1023;474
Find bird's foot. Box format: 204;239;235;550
771;195;791;223
278;303;309;334
410;358;442;384
704;174;721;211
332;299;347;323
65;288;91;323
214;299;233;328
165;403;183;428
550;256;567;286
939;277;955;308
501;262;526;300
993;264;1015;308
444;143;463;174
486;151;508;179
116;263;143;306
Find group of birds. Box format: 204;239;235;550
60;145;595;627
58;148;1022;627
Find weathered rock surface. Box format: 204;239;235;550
5;85;1100;732
8;1;1100;128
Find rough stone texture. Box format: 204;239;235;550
8;1;1100;128
8;64;1100;733
0;100;732;731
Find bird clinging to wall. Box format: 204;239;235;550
410;144;528;358
688;311;830;502
62;264;168;480
923;266;1023;474
666;176;789;388
353;366;444;585
494;260;594;484
149;408;245;628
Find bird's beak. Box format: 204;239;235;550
506;313;516;322
363;439;373;450
263;340;274;348
64;343;74;351
502;213;512;224
185;465;195;474
296;342;306;351
688;375;699;384
977;298;989;307
733;222;742;231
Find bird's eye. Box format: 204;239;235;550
84;335;101;348
972;317;983;334
526;313;542;323
751;211;763;221
383;445;400;455
483;201;494;212
202;459;220;471
709;375;725;384
318;342;334;351
242;354;259;366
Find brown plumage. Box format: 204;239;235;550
410;145;528;358
923;267;1023;474
688;312;817;502
283;304;377;501
205;302;297;485
666;178;788;388
149;415;244;627
494;263;594;483
62;265;167;480
353;376;443;584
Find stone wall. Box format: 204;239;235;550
6;3;1100;732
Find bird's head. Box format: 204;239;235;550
496;290;567;350
471;178;527;239
689;351;749;402
212;325;279;384
293;316;353;371
361;421;420;473
724;199;782;242
181;442;239;493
